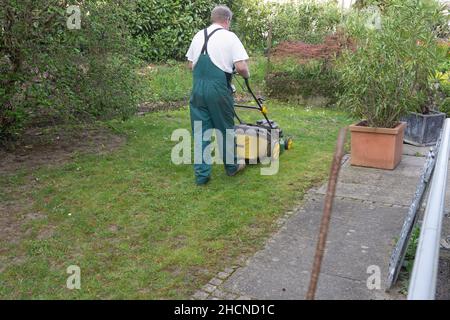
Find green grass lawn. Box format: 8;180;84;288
0;102;353;299
141;56;268;103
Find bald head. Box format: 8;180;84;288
211;5;233;24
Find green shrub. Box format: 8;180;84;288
336;0;446;128
0;0;142;143
231;0;272;53
272;1;341;45
127;0;342;60
232;0;342;53
440;97;450;116
266;59;339;103
354;0;450;38
438;72;450;116
127;0;235;61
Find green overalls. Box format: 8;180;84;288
189;28;239;184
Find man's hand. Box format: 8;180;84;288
188;61;193;71
234;60;250;79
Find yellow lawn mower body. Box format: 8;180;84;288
233;78;293;163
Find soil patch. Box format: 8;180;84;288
0;125;126;175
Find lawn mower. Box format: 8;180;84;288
233;77;293;163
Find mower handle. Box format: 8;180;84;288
236;77;274;130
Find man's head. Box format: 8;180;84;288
211;5;233;30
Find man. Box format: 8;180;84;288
186;5;250;185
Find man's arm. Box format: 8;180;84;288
234;60;250;79
187;61;193;71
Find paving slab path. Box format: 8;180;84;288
194;145;450;300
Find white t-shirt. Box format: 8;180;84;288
186;24;249;74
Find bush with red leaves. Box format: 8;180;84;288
270;31;356;63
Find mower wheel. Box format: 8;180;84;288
284;137;293;150
271;141;280;160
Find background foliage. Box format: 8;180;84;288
127;0;231;61
232;0;342;53
336;0;447;128
436;42;450;116
0;0;142;144
265;59;340;104
1;0;448;143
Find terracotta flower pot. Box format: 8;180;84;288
349;121;406;170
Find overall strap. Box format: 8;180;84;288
201;28;224;55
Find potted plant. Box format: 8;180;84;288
338;42;409;170
402;39;449;146
337;0;446;169
402;87;446;147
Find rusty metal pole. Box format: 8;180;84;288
306;127;348;300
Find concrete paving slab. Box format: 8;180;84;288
283;199;351;241
403;144;432;157
222;234;315;299
217;148;450;300
222;198;406;299
317;181;419;206
317;155;427;206
344;153;427;172
439;213;450;300
315;272;381;300
436;258;450;300
442;213;450;247
323;156;450;210
321;206;407;286
403;143;450;160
